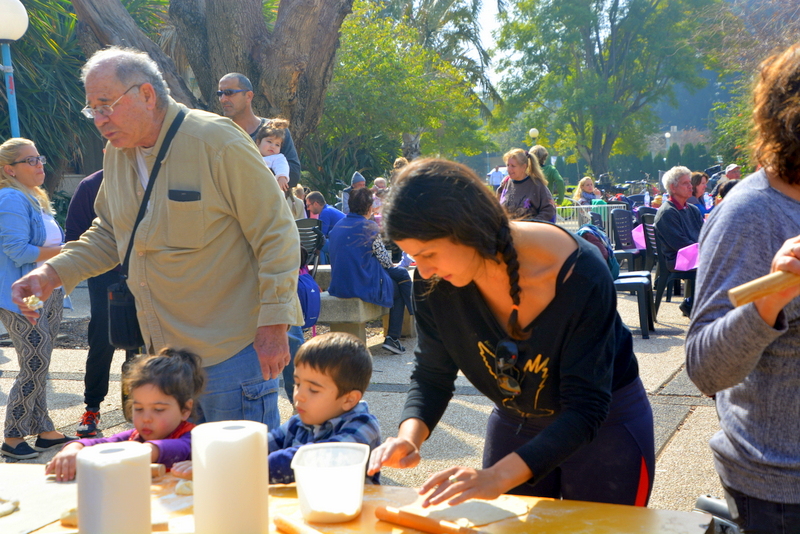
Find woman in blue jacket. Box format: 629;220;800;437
328;187;412;354
0;138;75;460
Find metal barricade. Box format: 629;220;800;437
555;204;617;247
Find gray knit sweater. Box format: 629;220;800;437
686;169;800;503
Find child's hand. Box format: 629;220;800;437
45;442;84;482
172;460;193;480
276;175;289;192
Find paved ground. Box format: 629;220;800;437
0;282;722;513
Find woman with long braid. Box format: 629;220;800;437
367;159;654;507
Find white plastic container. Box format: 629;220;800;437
291;442;370;523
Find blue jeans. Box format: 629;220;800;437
385;266;413;339
194;343;280;431
281;326;304;404
725;485;800;533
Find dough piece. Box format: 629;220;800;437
402;495;530;527
22;295;43;310
0;496;19;518
175;479;193;496
60;507;78;527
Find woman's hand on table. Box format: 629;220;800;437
45;442;84;482
172;460;193;480
367;436;421;475
755;235;800;326
419;453;533;508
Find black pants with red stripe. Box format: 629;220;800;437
483;377;655;506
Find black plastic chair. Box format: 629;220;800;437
614;276;655;338
640;214;658;273
296;219;325;278
636;206;657;224
627;194;645;207
610;209;644;272
642;214;696;320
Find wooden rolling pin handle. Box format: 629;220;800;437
375;506;476;534
273;514;325;534
151;463;166;480
728;271;800;307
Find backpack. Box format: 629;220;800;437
576;224;620;279
297;271;320;329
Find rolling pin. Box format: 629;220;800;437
273;514;325;534
728;271;800;307
151;463;166;480
375;506;478;534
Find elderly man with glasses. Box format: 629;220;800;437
217;73;301;189
12;47;303;430
654;165;704;316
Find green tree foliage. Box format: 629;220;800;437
682;143;697;170
301;0;488;198
375;0;500;114
496;0;718;177
666;143;682;168
710;80;755;170
1;0;98;192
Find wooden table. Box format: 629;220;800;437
0;465;712;534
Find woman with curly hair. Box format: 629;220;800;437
686;43;800;532
367;158;654;507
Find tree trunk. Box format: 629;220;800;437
71;0;197;107
73;0;354;149
401;132;422;161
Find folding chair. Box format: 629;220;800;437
295;219;325;278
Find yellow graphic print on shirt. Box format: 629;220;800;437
478;341;554;417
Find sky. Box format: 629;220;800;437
477;2;502;82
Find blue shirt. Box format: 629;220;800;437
318;204;345;236
328;213;394;308
267;401;381;484
0;188;54;313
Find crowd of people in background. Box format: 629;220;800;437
3;37;800;534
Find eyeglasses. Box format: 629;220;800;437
216;88;248;97
10;156;47;166
81;84;142;119
494;339;522;397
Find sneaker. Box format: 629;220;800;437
382;336;406;354
33;434;78;452
1;441;39;460
76;409;101;437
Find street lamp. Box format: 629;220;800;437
529;128;539;142
0;0;29;138
664;131;671;151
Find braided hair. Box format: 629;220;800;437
382;158;529;339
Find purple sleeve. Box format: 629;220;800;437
149;432;192;468
76;429;134;447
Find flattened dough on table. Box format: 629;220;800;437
401;494;530;527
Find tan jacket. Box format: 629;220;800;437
49;99;303;366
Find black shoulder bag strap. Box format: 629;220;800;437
120;109;186;278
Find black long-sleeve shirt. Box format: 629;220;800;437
401;234;639;484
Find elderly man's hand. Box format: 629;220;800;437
11;265;62;324
254;324;291;380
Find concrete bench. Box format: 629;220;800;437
318;291;388;343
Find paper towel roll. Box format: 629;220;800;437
192;420;270;534
76;441;152;534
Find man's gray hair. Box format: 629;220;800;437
219;72;253;92
662;165;692;192
81;47;170;108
